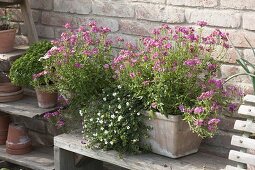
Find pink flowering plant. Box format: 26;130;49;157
112;22;242;138
43;109;65;129
41;22;114;110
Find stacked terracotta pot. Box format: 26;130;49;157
6;123;32;155
0;114;10;145
0;82;23;102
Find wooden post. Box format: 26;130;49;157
54;146;103;170
19;0;38;44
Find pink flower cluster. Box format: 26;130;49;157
32;70;48;80
44;110;65;129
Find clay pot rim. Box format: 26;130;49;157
0;89;23;97
0;28;16;34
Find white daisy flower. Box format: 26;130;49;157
117;98;120;101
110;141;114;145
103;97;107;101
118;104;122;109
101;127;104;130
118;116;123;121
112;92;117;97
90;118;93;122
79;110;83;116
97;112;101;116
111;114;115;119
118;85;122;89
127;126;130;129
137;112;140;116
126;102;130;106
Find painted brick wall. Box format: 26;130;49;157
2;0;255;157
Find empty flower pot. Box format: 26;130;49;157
0;114;10;145
6;123;32;155
35;89;58;109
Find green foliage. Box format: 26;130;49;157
226;37;255;94
9;41;53;87
0;9;13;30
81;85;150;155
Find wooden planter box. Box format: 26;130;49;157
144;113;202;158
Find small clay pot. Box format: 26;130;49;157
6;123;32;155
0;114;10;145
35;89;58;109
0;29;16;53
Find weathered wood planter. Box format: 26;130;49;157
145;113;202;158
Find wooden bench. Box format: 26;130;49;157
54;133;234;170
226;95;255;170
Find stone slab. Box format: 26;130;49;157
0;145;54;170
55;133;235;170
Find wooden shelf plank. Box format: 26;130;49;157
0;145;54;170
55;133;234;170
0;95;56;118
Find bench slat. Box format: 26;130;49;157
238;105;255;117
234;120;255;133
229;150;255;166
225;165;246;170
231;135;255;150
243;95;255;105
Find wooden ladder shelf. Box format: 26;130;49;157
226;95;255;170
0;0;38;44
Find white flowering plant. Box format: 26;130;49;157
81;85;150;154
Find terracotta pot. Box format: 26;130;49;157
0;89;23;103
0;114;10;145
0;82;21;93
35;89;58;108
0;29;16;53
144;113;202;158
248;149;255;170
6;123;32;155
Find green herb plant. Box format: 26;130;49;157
9;41;53;88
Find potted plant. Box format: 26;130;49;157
0;9;16;53
9;40;53;87
111;22;242;158
41;22;114;113
32;70;57;108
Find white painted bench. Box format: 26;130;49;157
54;133;233;170
226;95;255;170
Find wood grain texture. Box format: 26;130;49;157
229;150;255;166
54;133;233;170
0;95;56;118
0;145;54;170
238;105;255;117
231;135;255;150
234;120;255;133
